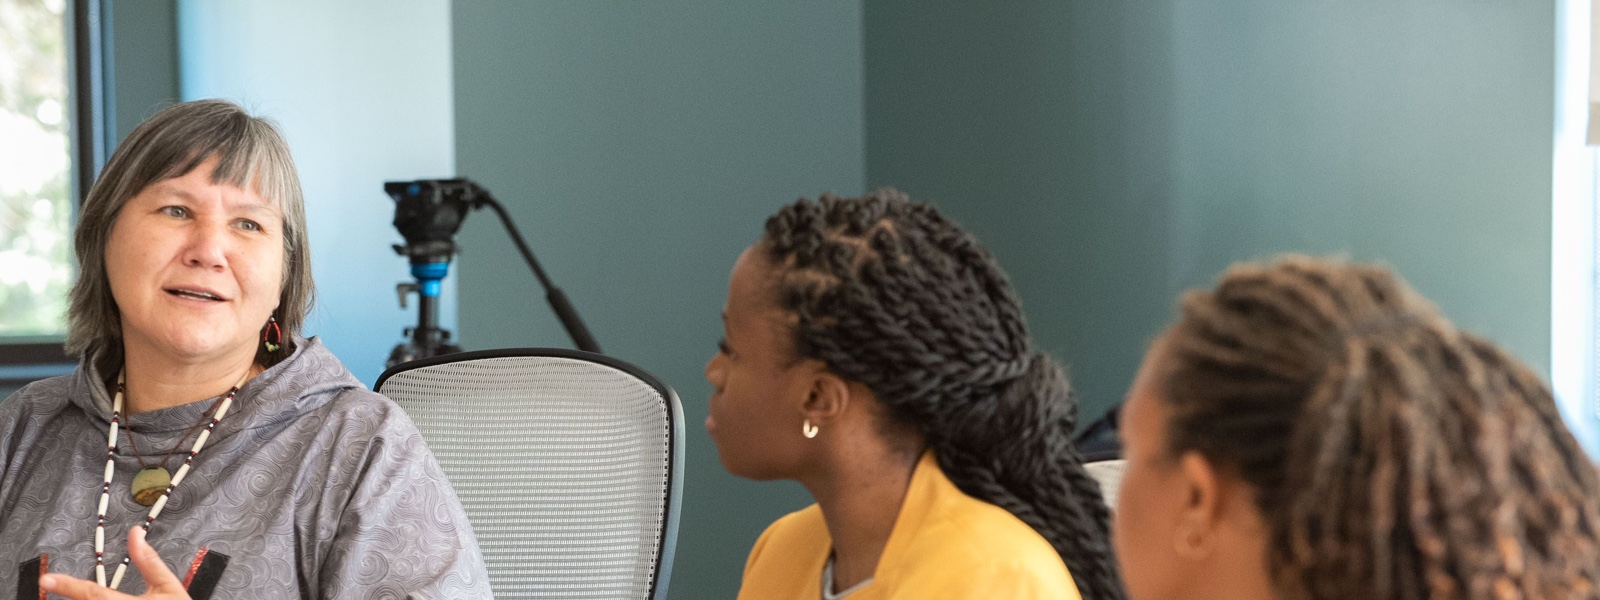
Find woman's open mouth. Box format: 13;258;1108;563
165;287;226;302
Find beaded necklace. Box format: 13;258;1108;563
94;370;244;589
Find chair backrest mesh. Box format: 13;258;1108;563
378;355;674;599
1084;458;1125;510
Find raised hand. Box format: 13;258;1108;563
40;527;192;600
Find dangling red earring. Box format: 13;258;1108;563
263;316;282;352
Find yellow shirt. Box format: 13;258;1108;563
736;452;1083;600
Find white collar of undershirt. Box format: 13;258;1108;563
821;555;874;600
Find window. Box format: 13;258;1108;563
0;0;104;368
0;0;73;341
1553;0;1600;456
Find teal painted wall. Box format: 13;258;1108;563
109;0;178;140
451;2;864;598
866;1;1556;425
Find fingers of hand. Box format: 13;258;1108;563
128;527;186;594
39;529;190;600
39;573;126;600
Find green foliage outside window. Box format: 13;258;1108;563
0;0;73;337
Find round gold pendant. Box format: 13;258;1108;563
131;466;171;507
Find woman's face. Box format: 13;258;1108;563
1114;337;1203;600
704;244;817;480
106;156;285;365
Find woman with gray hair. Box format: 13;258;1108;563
0;100;491;599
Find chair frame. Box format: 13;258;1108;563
377;348;685;600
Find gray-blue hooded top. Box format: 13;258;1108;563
0;337;492;598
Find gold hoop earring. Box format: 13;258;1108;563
802;419;818;439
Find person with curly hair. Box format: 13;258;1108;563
1114;255;1600;600
707;189;1123;599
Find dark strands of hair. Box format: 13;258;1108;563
761;189;1126;600
1162;256;1600;600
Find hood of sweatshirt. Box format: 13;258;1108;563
63;336;364;439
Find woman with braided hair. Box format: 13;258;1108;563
706;189;1123;599
1114;255;1600;600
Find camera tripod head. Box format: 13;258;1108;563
387;178;488;264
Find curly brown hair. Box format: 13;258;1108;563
1161;255;1600;600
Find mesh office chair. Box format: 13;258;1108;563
376;348;684;600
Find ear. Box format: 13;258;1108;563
799;364;852;426
1174;451;1225;558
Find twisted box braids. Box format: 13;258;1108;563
762;189;1126;600
1164;256;1600;600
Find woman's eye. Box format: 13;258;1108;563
236;219;262;232
159;206;190;218
717;337;732;356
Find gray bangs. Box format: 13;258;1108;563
158;114;303;214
